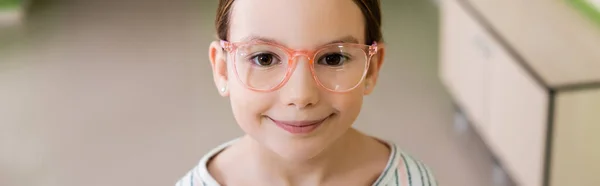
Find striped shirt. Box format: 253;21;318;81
176;139;438;186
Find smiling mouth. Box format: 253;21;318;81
267;114;332;134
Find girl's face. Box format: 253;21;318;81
209;0;384;160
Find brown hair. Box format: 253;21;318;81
215;0;383;44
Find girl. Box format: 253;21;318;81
177;0;438;185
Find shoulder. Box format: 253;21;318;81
377;140;438;186
397;151;439;186
175;138;240;186
175;165;203;186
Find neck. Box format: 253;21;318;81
241;129;372;185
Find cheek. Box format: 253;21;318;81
228;83;275;131
326;90;364;124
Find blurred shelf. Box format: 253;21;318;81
465;0;600;88
440;0;600;186
551;89;600;186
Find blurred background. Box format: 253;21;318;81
1;0;599;186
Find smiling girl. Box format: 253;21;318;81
176;0;438;185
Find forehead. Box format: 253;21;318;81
228;0;365;49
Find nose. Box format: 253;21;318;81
279;57;320;109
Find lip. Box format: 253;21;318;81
268;115;331;134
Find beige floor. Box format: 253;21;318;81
0;0;512;186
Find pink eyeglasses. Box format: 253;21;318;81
220;39;380;93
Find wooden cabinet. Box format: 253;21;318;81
551;90;600;186
487;42;548;186
440;0;490;133
465;0;600;87
440;0;600;185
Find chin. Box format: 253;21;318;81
262;135;332;161
274;143;327;161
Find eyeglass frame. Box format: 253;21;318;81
220;39;381;93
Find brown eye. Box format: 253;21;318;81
318;53;348;66
251;53;280;67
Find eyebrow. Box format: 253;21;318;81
240;35;280;44
325;36;360;45
239;35;360;48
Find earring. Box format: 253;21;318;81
220;86;227;93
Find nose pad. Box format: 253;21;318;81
291;53;312;62
287;54;314;83
281;55;319;109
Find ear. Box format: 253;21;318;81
209;41;230;97
363;46;385;95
